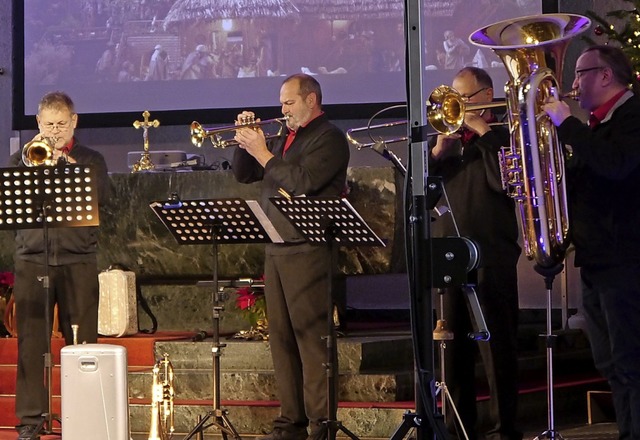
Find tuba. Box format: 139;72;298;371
469;14;590;268
148;353;175;440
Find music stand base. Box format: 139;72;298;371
533;430;564;440
31;413;61;439
183;410;241;440
324;419;360;440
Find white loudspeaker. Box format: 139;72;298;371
61;343;130;440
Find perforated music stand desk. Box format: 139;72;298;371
270;196;385;248
270;195;384;440
0;164;99;437
0;165;99;230
149;197;282;440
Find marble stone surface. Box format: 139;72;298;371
0;167;401;276
154;336;413;373
128;335;415;438
0;167;403;332
129;403;410;438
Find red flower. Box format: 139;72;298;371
0;272;14;287
236;286;257;310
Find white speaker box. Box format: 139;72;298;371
61;343;130;440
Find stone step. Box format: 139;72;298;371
153;335;415;373
128;402;410;438
128;369;414;402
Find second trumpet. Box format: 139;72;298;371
190;116;288;148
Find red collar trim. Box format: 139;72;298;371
60;138;74;155
591;89;627;125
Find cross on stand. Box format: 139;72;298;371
132;110;160;172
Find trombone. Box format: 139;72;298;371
190;116;289;148
346;85;506;150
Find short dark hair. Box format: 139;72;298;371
283;73;323;106
583;45;640;95
38;91;76;115
456;66;494;90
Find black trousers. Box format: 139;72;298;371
14;259;99;425
264;245;331;432
439;265;521;440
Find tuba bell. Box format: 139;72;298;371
148;353;175;440
469;14;590;268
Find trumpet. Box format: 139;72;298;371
22;137;58;167
190;115;289;148
148;353;174;440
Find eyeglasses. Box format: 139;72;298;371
39;120;73;132
460;87;488;102
575;66;605;79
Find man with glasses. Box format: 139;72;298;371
429;67;522;440
543;45;640;439
7;91;110;440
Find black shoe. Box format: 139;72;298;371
257;427;308;440
307;425;328;440
16;424;40;440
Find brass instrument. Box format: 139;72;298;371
469;13;591;268
427;86;507;135
22;137;57;167
191;115;289;148
346;96;506;150
148;353;175;440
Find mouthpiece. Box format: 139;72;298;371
563;89;580;100
72;324;79;345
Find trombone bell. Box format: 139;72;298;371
427;85;506;135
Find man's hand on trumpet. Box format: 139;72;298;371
233;111;274;167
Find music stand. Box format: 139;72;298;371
150;197;283;440
0;164;99;439
270;195;385;440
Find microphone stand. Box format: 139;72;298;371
372;141;407;176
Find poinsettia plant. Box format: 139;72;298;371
0;272;15;336
234;278;268;340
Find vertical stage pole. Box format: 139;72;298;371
403;1;447;439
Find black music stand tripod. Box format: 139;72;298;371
270;196;385;440
150;197;283;440
0;164;99;439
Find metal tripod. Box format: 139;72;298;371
533;264;565;440
183;224;241;440
433;290;470;440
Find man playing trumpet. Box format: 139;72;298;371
7;91;110;440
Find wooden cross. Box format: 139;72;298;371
132;110;160;172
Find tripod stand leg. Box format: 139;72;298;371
182;410;242;440
389;411;425;440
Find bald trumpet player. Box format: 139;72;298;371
7;91;111;440
429;67;522;440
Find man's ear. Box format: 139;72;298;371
306;92;317;107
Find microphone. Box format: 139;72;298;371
371;140;407;176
